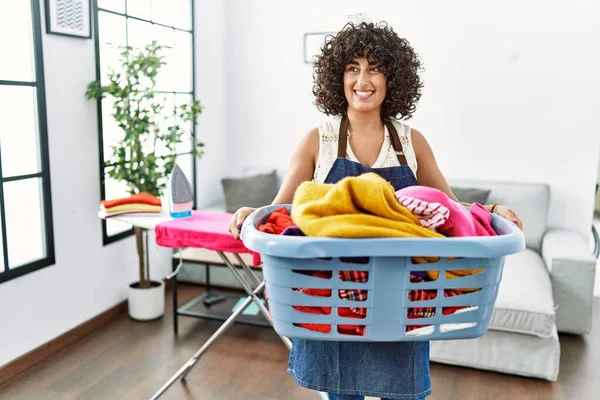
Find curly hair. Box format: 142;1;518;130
312;21;423;120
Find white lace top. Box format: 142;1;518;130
313;115;419;183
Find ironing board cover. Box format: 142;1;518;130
155;210;259;265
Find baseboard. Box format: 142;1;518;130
0;301;127;387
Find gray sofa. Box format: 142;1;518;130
198;173;597;381
431;179;597;381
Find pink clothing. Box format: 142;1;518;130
395;186;497;237
396;195;450;231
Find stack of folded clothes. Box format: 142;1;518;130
99;192;162;218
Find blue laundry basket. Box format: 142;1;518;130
241;204;525;341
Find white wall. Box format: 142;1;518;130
194;1;228;208
0;1;170;367
225;0;600;238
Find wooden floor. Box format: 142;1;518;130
1;284;598;400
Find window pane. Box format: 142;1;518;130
174;93;193;153
102;97;125;163
98;0;125;13
127;0;151;20
0;86;40;177
98;12;127;86
0;0;35;82
168;0;192;30
127;18;154;50
152;0;191;30
4;178;46;268
154;26;191;92
104;176;132;236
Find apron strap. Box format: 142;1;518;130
337;116;350;158
337;116;408;165
384;119;409;166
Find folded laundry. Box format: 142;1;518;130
101;192;161;209
99;192;162;218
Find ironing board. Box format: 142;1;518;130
148;210;292;400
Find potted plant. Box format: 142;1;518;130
86;41;204;320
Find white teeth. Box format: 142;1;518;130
355;90;374;99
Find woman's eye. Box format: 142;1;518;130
371;67;382;73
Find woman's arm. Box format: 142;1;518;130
271;127;320;204
412;129;459;201
228;128;319;239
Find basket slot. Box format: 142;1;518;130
337;325;366;336
293;323;331;334
400;303;494;325
406;325;435;336
445;269;484;280
440;322;478;333
291;270;332;279
408;289;438;301
338;289;368;301
407;307;436;319
444;288;482;296
409;270;438;282
339;271;369;282
442;305;478;316
338;307;367;319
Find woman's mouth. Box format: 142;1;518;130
354;90;374;100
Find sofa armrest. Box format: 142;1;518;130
541;229;596;334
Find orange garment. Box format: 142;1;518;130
257;207;295;235
101;192;161;208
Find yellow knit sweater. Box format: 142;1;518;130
291;173;443;239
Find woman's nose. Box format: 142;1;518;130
357;71;370;87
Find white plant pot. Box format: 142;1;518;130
127;280;165;321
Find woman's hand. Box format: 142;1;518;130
228;207;256;240
491;204;523;230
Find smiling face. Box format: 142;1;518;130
343;57;387;115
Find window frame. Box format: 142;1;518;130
0;0;56;284
92;1;198;245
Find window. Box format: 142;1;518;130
94;0;197;244
0;0;55;283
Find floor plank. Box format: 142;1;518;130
1;284;598;400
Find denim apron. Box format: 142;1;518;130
287;116;431;400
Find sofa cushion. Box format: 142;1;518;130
489;249;555;338
450;186;491;205
449;179;550;252
221;170;279;213
431;325;560;381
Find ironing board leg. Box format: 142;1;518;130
150;282;265;400
216;252;292;351
233;252;262;286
